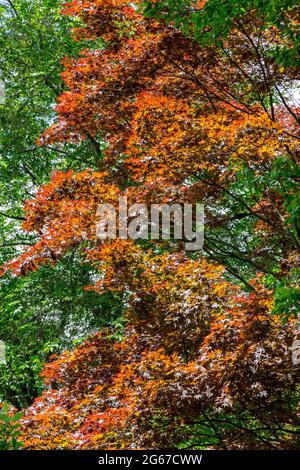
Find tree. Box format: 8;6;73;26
1;0;299;449
0;0;123;408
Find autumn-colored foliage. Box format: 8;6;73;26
21;278;299;449
1;0;299;449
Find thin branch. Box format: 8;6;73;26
0;211;25;221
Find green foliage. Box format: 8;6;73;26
0;0;124;408
0;254;124;408
0;402;23;450
143;0;300;65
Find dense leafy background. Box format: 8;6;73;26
0;0;123;408
0;0;299;449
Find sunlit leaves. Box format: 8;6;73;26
1;0;299;450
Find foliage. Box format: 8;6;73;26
0;0;123;407
0;256;124;408
143;0;300;66
0;402;23;450
0;0;299;450
20;282;299;449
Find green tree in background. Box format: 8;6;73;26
0;0;123;408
